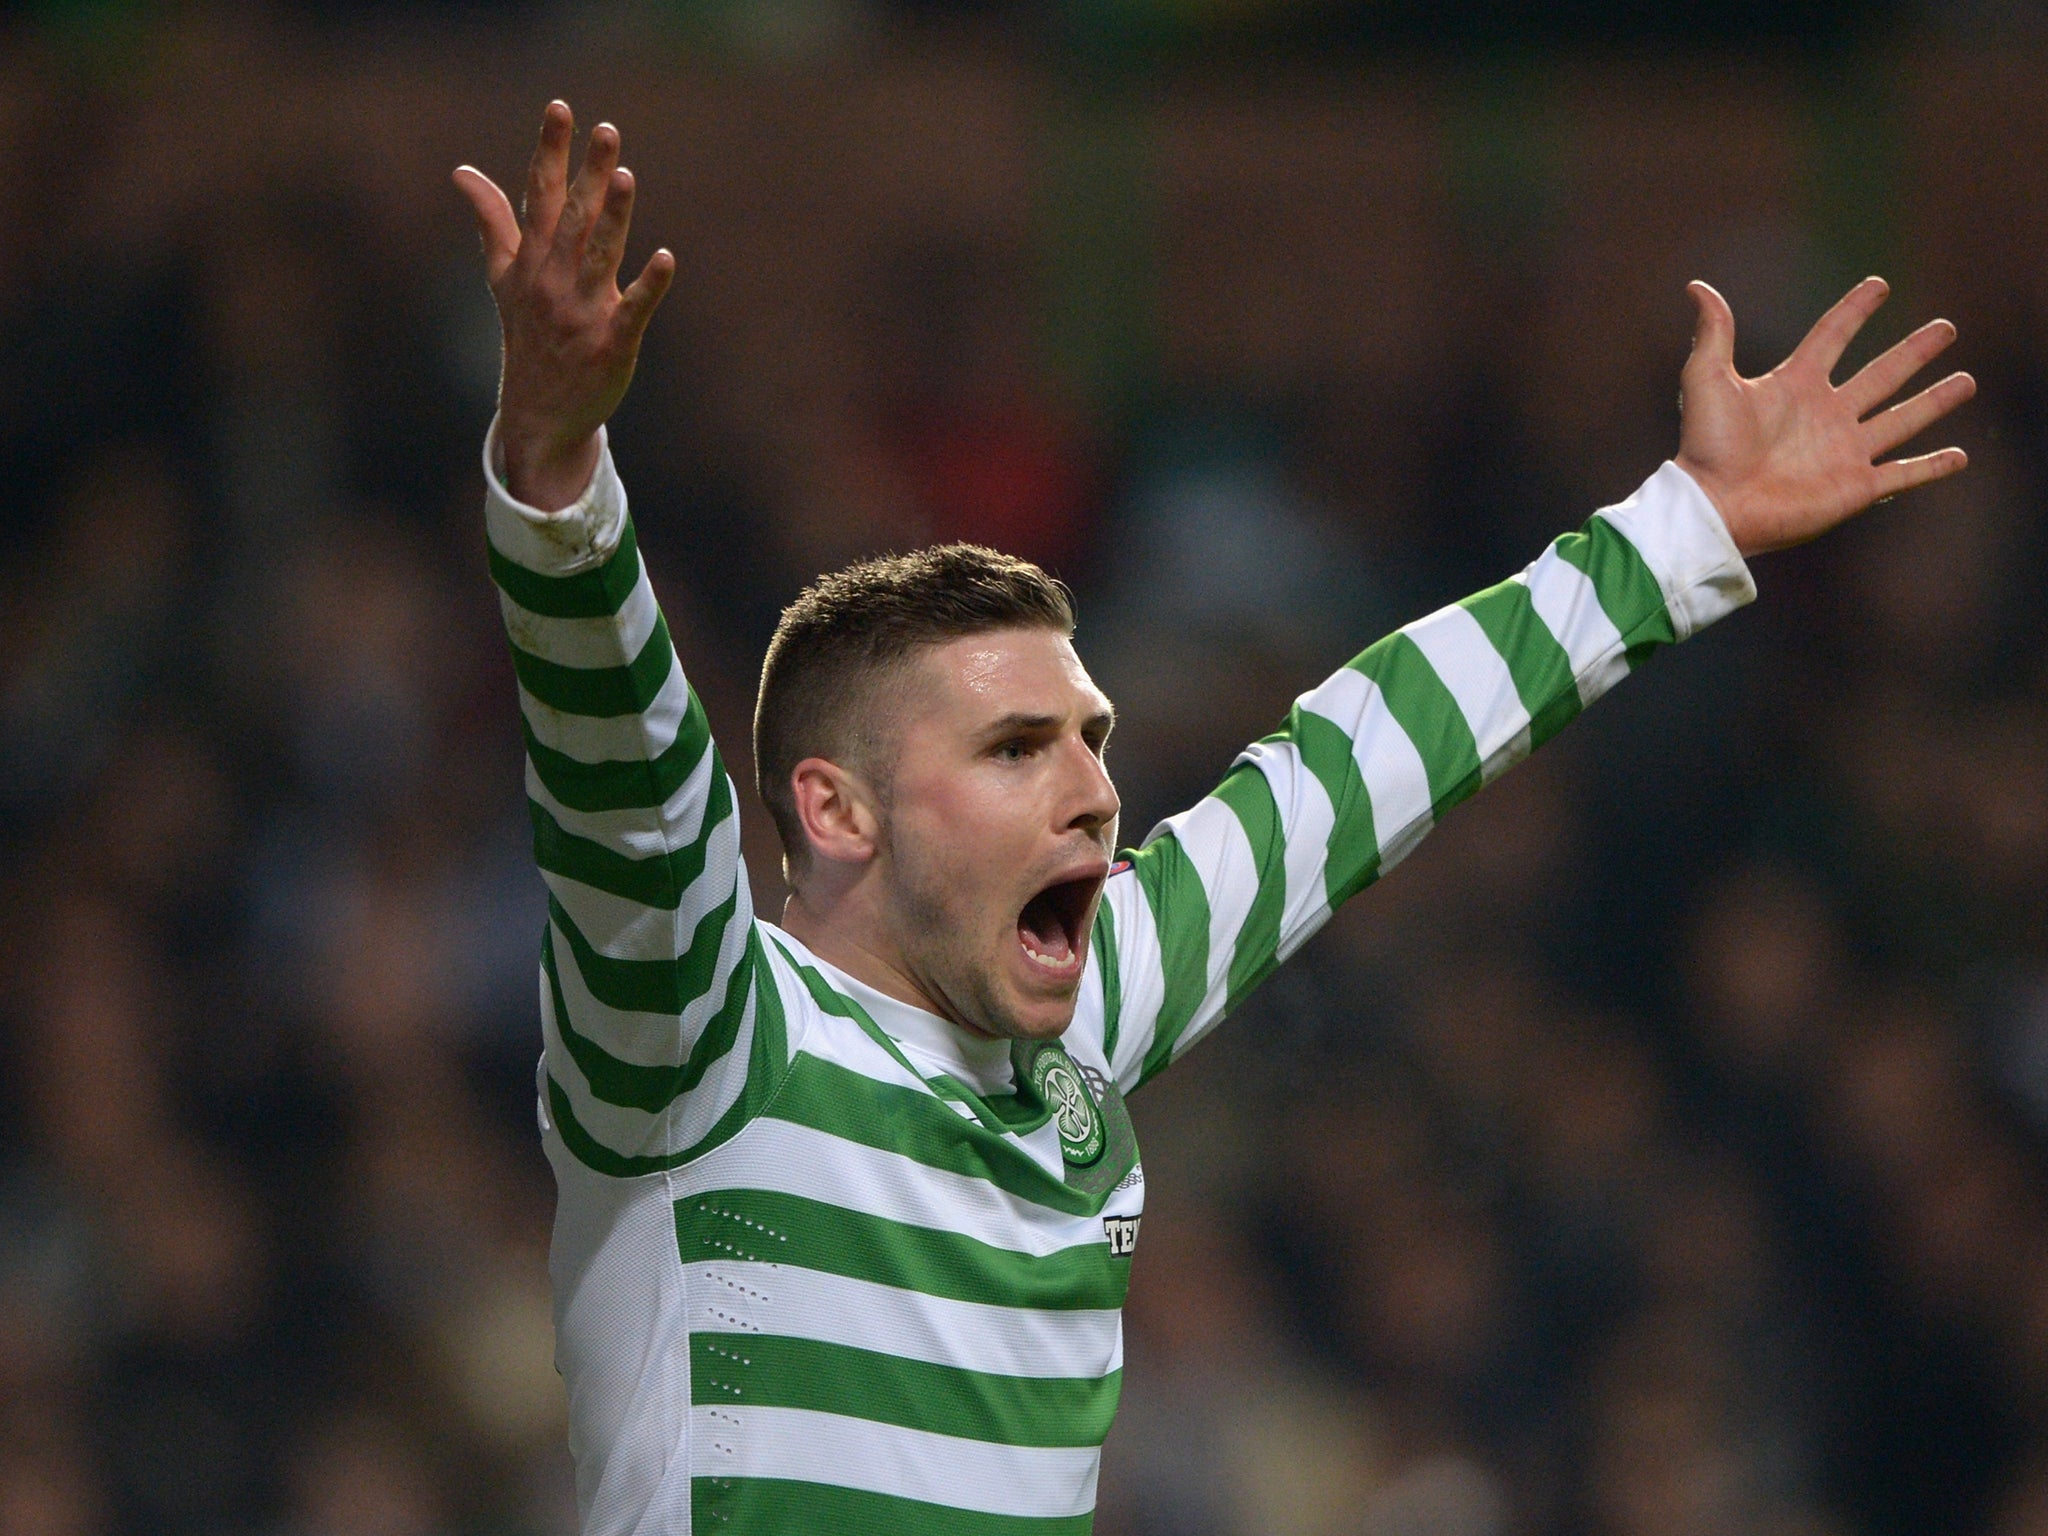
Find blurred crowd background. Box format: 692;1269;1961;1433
3;1;2047;1534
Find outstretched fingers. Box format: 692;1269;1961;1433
581;168;636;293
1873;446;1970;499
1792;276;1888;379
617;249;677;341
452;167;520;285
551;123;621;269
1863;371;1977;458
1842;318;1957;418
521;100;574;245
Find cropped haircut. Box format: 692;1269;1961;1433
754;544;1076;880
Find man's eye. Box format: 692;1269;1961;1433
996;740;1029;762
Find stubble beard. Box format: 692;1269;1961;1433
877;819;1033;1042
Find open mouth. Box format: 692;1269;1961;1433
1017;871;1103;976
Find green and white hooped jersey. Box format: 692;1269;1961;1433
484;424;1754;1535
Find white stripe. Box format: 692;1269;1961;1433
544;872;722;972
517;649;690;760
691;1404;1100;1518
1299;668;1436;872
1517;551;1630;708
786;1029;932;1097
754;966;934;1100
1100;871;1164;1093
545;934;682;1077
541;809;742;963
540;961;759;1161
1143;795;1255;1064
1237;736;1335;963
545;944;694;1058
700;1116;1106;1258
675;870;760;1054
667;995;761;1156
547;899;753;1064
525;742;720;862
497;568;662;670
1593;461;1755;641
679;1259;1123;1379
1402;602;1532;782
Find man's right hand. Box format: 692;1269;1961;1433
454;101;676;512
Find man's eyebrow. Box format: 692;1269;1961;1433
978;707;1117;738
979;712;1062;737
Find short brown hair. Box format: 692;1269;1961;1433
754;544;1075;879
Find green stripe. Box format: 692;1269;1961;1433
1130;832;1212;1087
544;925;756;1113
675;1188;1129;1311
510;611;677;718
1460;578;1583;750
667;951;792;1164
545;946;792;1176
1284;709;1381;906
488;515;643;619
1552;513;1678;654
549;884;737;1016
768;953;1112;1202
546;1071;684;1176
690;1333;1120;1449
1093;893;1123;1070
1210;765;1285;1009
770;955;1124;1210
529;766;732;910
1351;630;1483;819
927;1075;1051;1137
693;1479;1094;1536
766;1053;1102;1217
521;692;714;814
778;954;939;1087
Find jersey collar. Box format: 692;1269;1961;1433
770;927;1016;1091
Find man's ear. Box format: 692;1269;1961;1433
790;758;881;868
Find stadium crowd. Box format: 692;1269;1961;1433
1;4;2046;1535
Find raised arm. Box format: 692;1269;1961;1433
457;106;777;1172
1098;278;1974;1093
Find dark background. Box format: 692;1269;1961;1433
2;2;2047;1533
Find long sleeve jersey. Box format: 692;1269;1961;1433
484;423;1755;1535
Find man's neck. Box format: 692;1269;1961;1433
779;889;962;1028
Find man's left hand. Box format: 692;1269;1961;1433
1674;276;1975;558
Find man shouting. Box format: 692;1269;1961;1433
454;100;1973;1534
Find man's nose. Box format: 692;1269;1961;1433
1062;737;1120;834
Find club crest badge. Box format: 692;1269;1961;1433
1023;1043;1105;1166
